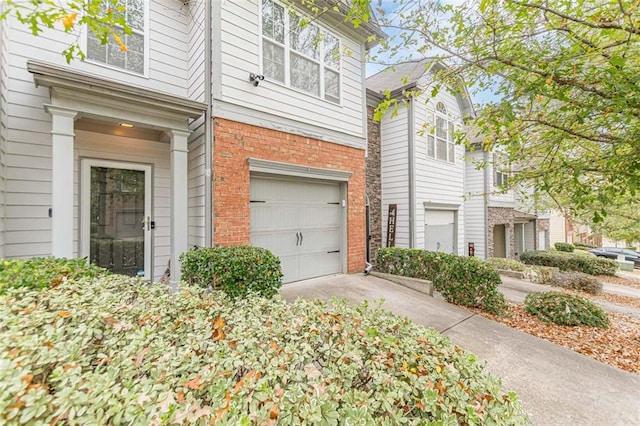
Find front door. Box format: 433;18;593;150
81;159;152;279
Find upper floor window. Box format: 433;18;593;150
427;102;455;163
86;0;146;75
261;0;341;103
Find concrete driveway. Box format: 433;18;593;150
281;273;640;426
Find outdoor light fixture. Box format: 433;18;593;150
119;122;134;128
249;73;265;87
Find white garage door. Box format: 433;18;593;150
250;177;343;283
424;209;456;253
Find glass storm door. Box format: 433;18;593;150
81;160;152;279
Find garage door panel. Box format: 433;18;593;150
298;205;341;228
250;205;299;231
250;177;343;283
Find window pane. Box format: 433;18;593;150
436;138;447;161
263;41;285;82
324;68;339;102
436;102;447;114
290;14;319;59
448;122;455;141
436;116;446;139
107;32;126;69
127;51;144;74
126;0;144;31
127;32;144;54
291;53;319;95
427;135;435;158
262;0;284;43
87;33;107;63
323;32;340;69
448;142;455;163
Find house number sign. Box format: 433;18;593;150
386;204;397;247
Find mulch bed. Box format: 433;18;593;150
475;305;640;374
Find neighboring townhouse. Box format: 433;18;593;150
0;0;383;284
464;142;550;259
366;60;473;256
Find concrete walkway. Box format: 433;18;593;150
281;274;640;426
499;276;640;317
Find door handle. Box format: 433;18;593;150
296;232;300;246
141;216;151;231
299;232;303;245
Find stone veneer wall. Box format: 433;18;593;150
365;106;382;266
487;207;515;258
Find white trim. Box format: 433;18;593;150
80;158;153;280
247;158;352;181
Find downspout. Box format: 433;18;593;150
408;96;416;248
483;149;489;258
204;0;213;246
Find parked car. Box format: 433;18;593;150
588;247;640;268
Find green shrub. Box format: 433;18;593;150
0;276;527;425
524;291;609;328
554;242;575;252
486;257;527;272
550;272;602;295
0;257;109;294
377;248;507;315
519;250;618;276
180;246;282;299
573;242;596;249
527;266;558;284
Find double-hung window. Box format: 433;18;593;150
427;102;456;163
86;0;146;75
261;0;341;103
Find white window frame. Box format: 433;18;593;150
426;101;456;163
259;0;342;105
82;0;150;77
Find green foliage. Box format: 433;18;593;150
550;272;603;295
573;242;596;250
179;246;282;299
486;257;527;272
0;275;527;425
377;248;507;315
524;292;609;328
554;242;575;253
1;0;131;63
520;250;618;276
0;257;109;294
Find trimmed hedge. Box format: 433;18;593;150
573;242;596;249
519;250;618;276
0;257;109;294
0;275;527;424
180;246;282;299
550;272;603;295
486;257;527;272
377;248;507;315
524;291;609;328
554;242;575;252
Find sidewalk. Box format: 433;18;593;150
281;274;640;426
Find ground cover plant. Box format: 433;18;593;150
524;292;609;328
519;250;618;276
0;273;527;425
377;248;507;314
486;258;527;273
0;257;109;294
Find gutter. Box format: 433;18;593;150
204;1;213;246
408;96;416;248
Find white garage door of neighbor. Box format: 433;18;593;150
424;209;455;253
250;177;343;283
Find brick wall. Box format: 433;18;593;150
213;118;366;273
365;106;382;265
487;207;515;258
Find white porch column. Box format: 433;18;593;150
44;105;78;258
168;129;190;286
